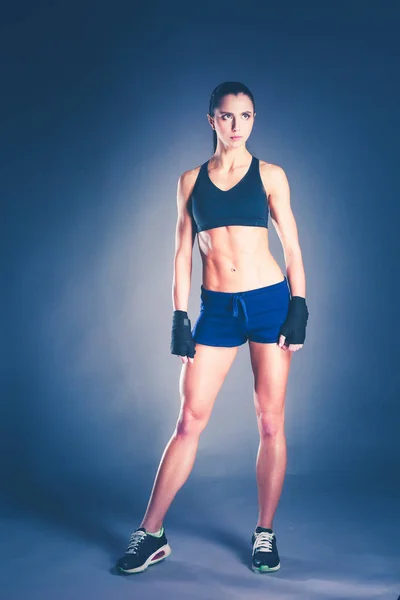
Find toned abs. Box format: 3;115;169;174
197;225;284;293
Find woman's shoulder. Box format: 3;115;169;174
178;162;205;190
258;158;285;173
181;158;207;178
176;163;205;203
258;159;289;197
258;159;288;181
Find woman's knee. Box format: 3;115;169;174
175;404;210;437
256;409;285;438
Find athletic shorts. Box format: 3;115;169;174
191;276;290;347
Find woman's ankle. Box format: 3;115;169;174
140;522;163;534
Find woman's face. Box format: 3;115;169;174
208;93;256;148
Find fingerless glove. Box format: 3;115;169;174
170;310;197;358
279;296;309;345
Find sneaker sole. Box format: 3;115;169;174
251;562;281;573
118;543;172;574
251;537;280;573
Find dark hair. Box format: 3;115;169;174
208;81;256;153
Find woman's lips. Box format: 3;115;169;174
231;136;242;140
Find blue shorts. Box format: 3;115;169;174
191;277;290;347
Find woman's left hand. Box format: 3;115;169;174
278;296;309;352
278;336;303;352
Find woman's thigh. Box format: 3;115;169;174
177;343;238;425
249;340;292;415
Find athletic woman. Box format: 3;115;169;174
116;81;309;575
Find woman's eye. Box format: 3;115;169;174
222;114;250;120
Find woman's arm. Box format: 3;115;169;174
172;170;197;312
266;165;306;299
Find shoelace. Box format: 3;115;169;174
253;531;274;553
126;530;147;554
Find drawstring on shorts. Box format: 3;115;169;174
232;293;249;325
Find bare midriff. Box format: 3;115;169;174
197;225;284;293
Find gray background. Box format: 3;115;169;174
2;1;399;598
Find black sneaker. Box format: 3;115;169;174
251;526;280;573
116;526;172;574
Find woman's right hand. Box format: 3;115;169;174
170;310;196;363
179;355;194;364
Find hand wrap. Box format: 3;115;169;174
170;310;196;358
279;296;309;345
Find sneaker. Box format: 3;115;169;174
116;526;172;574
251;526;280;573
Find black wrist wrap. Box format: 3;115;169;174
279;296;309;345
170;310;197;358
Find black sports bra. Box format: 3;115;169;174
189;155;269;233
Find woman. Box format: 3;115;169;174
116;81;309;575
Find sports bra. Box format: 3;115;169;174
189;154;269;233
